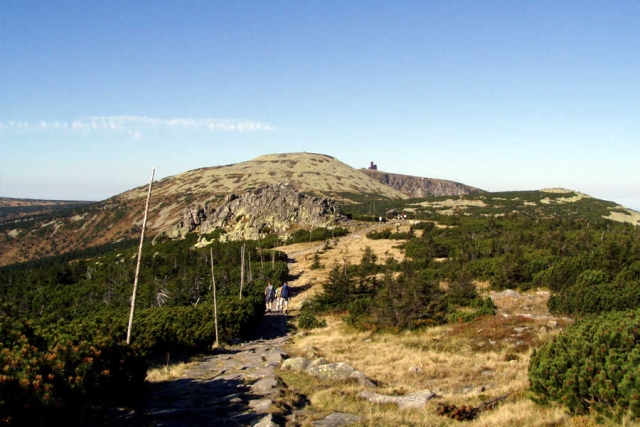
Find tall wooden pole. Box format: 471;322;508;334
126;167;155;345
210;248;219;349
239;242;245;299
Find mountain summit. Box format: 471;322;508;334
120;152;478;202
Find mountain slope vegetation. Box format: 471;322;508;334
0;152;480;266
1;152;639;425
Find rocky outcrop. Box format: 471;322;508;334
169;183;344;241
358;389;439;409
280;356;438;410
361;169;483;198
312;413;362;427
281;356;375;388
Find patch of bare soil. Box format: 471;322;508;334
489;289;552;319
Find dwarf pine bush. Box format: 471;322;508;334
548;267;640;317
0;306;146;425
297;308;326;330
528;308;640;421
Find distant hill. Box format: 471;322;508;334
0;152;636;267
0;198;93;222
361;169;483;198
117;152;475;203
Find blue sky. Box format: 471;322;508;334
1;1;638;210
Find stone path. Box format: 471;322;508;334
109;313;290;426
106;231;402;427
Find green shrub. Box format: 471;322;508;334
446;278;479;306
310;252;323;270
314;264;356;313
366;229;392;240
548;269;640;316
528;309;640;421
131;294;264;355
344;297;373;329
447;297;496;323
372;270;448;330
0;306;146;425
412;221;435;231
615;261;640;284
297;309;326;330
366;229;410;240
287;227;347;244
531;254;594;293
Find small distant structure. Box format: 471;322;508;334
368;161;378;170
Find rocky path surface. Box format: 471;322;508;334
109;313;291;427
108;225;405;427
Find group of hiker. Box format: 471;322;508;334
264;281;290;314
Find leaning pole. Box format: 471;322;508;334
126;167;155;345
210;248;219;349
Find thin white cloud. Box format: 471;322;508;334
0;116;276;137
128;130;143;140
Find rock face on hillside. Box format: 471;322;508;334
168;183;343;241
361;170;482;198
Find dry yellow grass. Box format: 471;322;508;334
605;207;640;225
123;152;408;203
283;313;619;426
146;360;197;382
282;220;410;310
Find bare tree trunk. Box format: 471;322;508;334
210;248;219;349
239;242;245;299
127;167;155;345
257;236;264;271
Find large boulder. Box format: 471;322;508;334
359;389;439;408
281;357;311;372
280;357;375;387
306;362;356;381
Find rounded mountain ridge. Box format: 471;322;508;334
122;152;411;201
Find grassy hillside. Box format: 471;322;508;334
0;198;93;222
